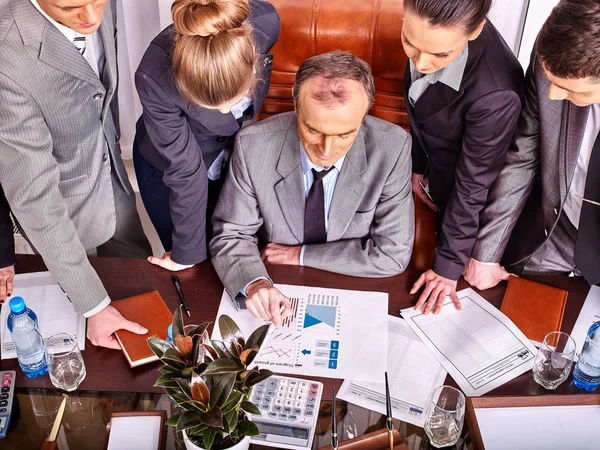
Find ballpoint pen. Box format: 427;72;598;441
172;275;191;317
385;372;394;450
331;386;338;450
256;304;287;356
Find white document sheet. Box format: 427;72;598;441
337;316;447;427
1;272;86;359
213;284;388;381
107;416;163;450
571;285;600;356
400;288;537;396
475;405;600;450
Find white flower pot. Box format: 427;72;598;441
182;430;250;450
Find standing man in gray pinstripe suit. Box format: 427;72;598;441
0;0;152;349
464;0;600;289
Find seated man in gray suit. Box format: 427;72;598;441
464;0;600;288
0;0;151;347
210;51;414;325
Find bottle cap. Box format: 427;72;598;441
9;296;26;314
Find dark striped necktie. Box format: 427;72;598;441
304;168;332;244
73;35;86;56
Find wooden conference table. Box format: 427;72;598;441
1;255;596;449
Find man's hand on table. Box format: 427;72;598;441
245;279;291;327
87;305;148;349
261;243;301;265
410;269;461;315
463;258;511;290
148;251;194;271
0;265;14;303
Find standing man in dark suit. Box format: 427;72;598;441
404;0;524;314
0;0;152;348
133;0;280;271
466;0;600;287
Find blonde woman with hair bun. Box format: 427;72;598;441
133;0;280;271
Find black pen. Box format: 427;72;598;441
385;372;394;450
172;275;191;317
331;387;338;450
417;180;438;210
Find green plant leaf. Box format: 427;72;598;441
159;365;181;377
154;374;179;388
199;406;223;428
147;337;171;359
175;379;194;401
209;373;236;408
240;400;261;416
223;409;239;433
218;315;245;357
177;410;203;431
203;427;217;450
204;359;242;375
244;369;274;387
203;343;219;361
162;348;187;369
211;340;235;360
238;420;260;437
240;368;258;382
172;305;185;339
191;333;207;366
221;391;243;414
239;346;258;366
246;324;269;350
186;323;210;338
165;414;181;427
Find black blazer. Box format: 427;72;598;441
405;21;524;280
0;186;15;269
134;0;280;265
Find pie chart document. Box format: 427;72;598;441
214;284;389;382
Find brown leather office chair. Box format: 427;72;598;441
260;0;436;270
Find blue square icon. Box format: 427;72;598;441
328;360;338;369
329;350;338;359
330;340;339;349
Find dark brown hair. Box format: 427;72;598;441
171;0;257;107
403;0;491;34
293;50;375;110
537;0;600;80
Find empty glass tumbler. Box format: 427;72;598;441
533;331;576;390
45;333;86;392
424;385;465;448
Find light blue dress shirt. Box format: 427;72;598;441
240;143;345;296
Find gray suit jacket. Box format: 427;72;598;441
0;0;129;314
472;49;589;265
210;112;414;298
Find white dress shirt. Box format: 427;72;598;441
564;104;600;228
30;0;108;317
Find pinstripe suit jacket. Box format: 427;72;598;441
0;0;128;314
210;112;415;299
472;49;589;265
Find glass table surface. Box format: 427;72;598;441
0;389;469;450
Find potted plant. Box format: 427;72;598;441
147;306;273;450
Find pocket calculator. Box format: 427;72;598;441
249;375;323;450
0;370;16;439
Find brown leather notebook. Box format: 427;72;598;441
500;277;568;344
111;291;173;368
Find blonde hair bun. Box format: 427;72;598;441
172;0;250;37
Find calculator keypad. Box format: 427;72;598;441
251;377;320;423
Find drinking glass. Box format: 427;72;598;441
533;331;576;390
45;333;86;392
424;385;465;448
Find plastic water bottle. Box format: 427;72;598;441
573;321;600;391
7;296;48;378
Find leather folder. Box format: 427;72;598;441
111;291;173;368
500;277;568;344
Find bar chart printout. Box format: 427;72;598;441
401;288;537;396
338;316;447;427
214;284;388;381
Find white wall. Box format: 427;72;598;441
489;0;529;56
518;0;559;67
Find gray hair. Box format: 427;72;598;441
293;50;375;110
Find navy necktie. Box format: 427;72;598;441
304;168;332;244
574;131;600;284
